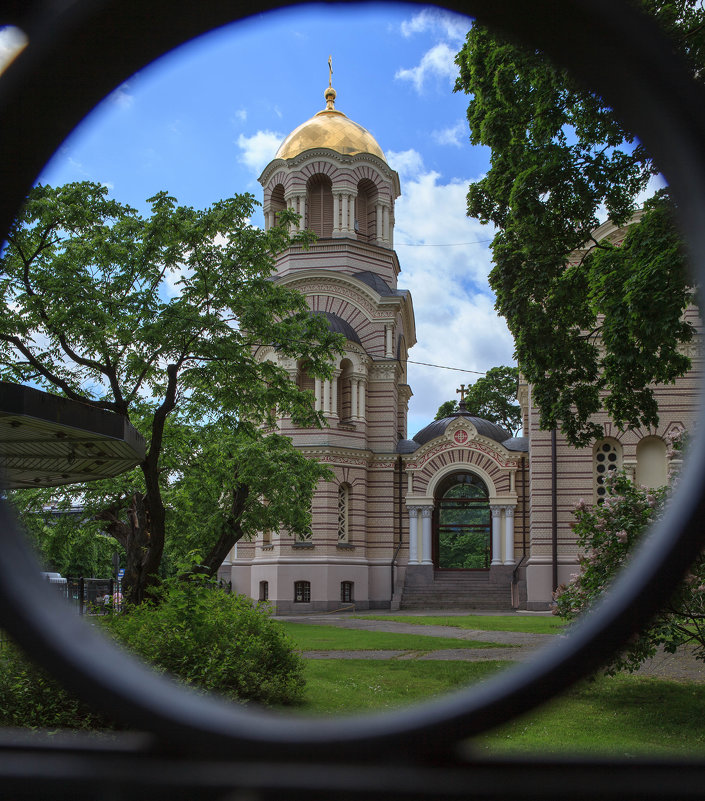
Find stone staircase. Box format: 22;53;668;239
400;570;515;611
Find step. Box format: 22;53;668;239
400;571;514;610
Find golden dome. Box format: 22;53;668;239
275;88;386;163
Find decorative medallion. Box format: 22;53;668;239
453;430;469;445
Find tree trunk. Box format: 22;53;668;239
95;492;156;606
201;484;249;578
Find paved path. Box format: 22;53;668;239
279;612;705;680
279;612;553;663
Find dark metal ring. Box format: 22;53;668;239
1;0;705;762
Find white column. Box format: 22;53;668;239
407;506;419;565
351;378;359;419
510;469;516;494
375;203;383;244
358;379;366;419
421;506;433;565
293;194;305;231
314;378;322;412
333;193;340;236
383;204;390;243
298;194;307;231
345;193;352;233
330;371;339;418
503;506;515;565
385;325;393;358
322;379;331;415
490;506;502;565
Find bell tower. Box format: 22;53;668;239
226;75;416;613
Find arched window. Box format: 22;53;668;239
306;174;333;237
355;178;377;241
636;436;668;488
259;581;269;601
296;359;315;395
337;358;353;420
341;581;354;603
594;439;622;502
294;581;311;603
337;482;351;543
270;183;286;227
434;472;490;569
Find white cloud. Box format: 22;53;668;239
0;26;27;74
233;108;248;123
237;130;284;175
395;42;458;93
432;121;465;147
109;83;134;109
400;8;468;43
387;148;425;179
393;161;514;432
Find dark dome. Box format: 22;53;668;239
311;311;361;345
351;271;405;298
412;414;511;447
502;436;529;452
396;438;420;454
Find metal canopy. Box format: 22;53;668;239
0;382;146;489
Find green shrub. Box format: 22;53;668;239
0;577;304;729
0;641;111;729
102;577;305;707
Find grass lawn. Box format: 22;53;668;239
293;659;507;714
476;674;705;757
355;614;564;635
286;655;705;757
277;622;507;652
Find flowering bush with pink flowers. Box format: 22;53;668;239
555;469;705;674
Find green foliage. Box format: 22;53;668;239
9;492;121;577
434;366;521;435
454;4;701;445
555;470;705;673
0;576;304;729
164;422;330;568
102;571;305;706
0;182;342;601
435;399;459;420
0;639;112;730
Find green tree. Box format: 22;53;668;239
434;365;522;435
454;2;702;446
1;182;341;603
10;494;120;578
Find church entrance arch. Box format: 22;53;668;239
433;472;491;570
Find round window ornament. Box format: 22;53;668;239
453;430;469;445
1;0;705;767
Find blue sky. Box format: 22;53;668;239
0;4;517;436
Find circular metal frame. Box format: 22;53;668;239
2;0;705;762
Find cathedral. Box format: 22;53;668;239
219;81;701;612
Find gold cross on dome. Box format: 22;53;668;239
328;55;333;88
456;384;467;402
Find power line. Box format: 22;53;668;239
395;238;493;247
407;359;486;375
